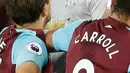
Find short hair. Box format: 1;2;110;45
112;0;130;22
6;0;49;25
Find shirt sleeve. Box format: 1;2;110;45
107;0;112;9
89;0;109;20
12;34;48;70
52;20;85;51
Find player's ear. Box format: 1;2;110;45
41;3;49;17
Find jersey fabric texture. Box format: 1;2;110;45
0;25;53;73
53;17;130;73
12;28;48;69
52;20;85;51
67;17;130;73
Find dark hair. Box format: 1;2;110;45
112;0;130;22
6;0;49;25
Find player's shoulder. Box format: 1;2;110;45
14;29;45;47
13;29;46;56
0;27;8;34
75;18;106;30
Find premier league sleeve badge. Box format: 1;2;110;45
27;42;42;56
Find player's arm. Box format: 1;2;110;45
16;62;40;73
12;35;48;73
45;29;58;52
46;20;85;51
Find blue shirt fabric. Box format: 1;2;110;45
52;20;85;51
12;29;48;70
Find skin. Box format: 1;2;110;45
102;9;111;18
16;62;40;73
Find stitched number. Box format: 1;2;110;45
73;59;94;73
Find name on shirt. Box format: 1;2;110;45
0;37;6;53
74;31;119;59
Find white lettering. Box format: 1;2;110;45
81;32;89;42
109;50;119;59
102;38;111;48
75;35;80;44
0;41;6;49
96;34;106;44
106;43;116;52
75;31;118;60
89;32;98;42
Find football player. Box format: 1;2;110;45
0;0;53;73
46;0;130;73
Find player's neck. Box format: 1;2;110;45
16;16;47;30
110;13;130;26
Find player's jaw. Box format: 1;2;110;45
41;0;51;27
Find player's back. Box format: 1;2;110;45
0;25;53;73
66;17;130;73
